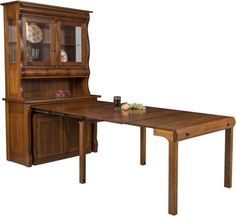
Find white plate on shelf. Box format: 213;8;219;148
26;23;43;43
60;49;68;62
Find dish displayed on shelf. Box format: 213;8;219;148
60;49;68;62
26;23;43;43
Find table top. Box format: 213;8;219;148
33;101;235;141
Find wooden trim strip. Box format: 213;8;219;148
176;117;235;141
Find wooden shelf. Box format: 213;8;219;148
21;75;88;79
3;95;101;104
61;44;78;46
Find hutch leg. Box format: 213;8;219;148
169;140;178;215
25;105;33;166
140;127;146;165
224;127;233;188
79;121;86;184
5;102;10;161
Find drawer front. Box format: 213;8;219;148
47;69;70;76
22;70;47;77
70;69;88;76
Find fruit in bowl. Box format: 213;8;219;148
121;103;130;111
57;89;65;95
55;89;70;98
121;103;146;111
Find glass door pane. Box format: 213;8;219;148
25;20;52;65
8;19;17;63
60;24;82;63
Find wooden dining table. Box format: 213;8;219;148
32;100;235;215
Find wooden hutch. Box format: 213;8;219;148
1;1;98;166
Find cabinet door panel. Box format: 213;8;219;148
57;21;87;66
22;17;55;66
34;115;63;161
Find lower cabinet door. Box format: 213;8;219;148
33;115;93;165
33;115;64;164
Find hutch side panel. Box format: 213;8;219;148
4;3;22;99
6;102;32;166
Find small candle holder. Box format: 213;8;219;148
113;96;121;111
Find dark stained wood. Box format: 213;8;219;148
32;100;234;215
169;139;178;216
153;129;178;215
140;127;146;165
2;2;235;215
2;0;93;103
5;102;10;161
64;117;80;153
32;114;94;165
79;121;86;184
33;115;64;163
33;101;235;139
2;1;98;166
1;1;92;22
224;127;233;188
91;122;98;152
3;2;22;100
3;95;100;105
64;117;93;154
21;16;55;67
6;102;32;166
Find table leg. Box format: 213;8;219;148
169;139;178;215
224;127;233;188
92;122;98;152
154;129;179;215
140;127;146;165
79;121;86;184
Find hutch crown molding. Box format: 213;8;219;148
1;1;98;166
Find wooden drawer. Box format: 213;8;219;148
70;69;88;76
22;70;47;77
47;69;70;76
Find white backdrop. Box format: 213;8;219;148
0;0;236;215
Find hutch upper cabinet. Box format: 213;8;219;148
22;17;87;68
1;1;98;166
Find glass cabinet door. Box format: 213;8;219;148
23;18;54;66
59;23;82;64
